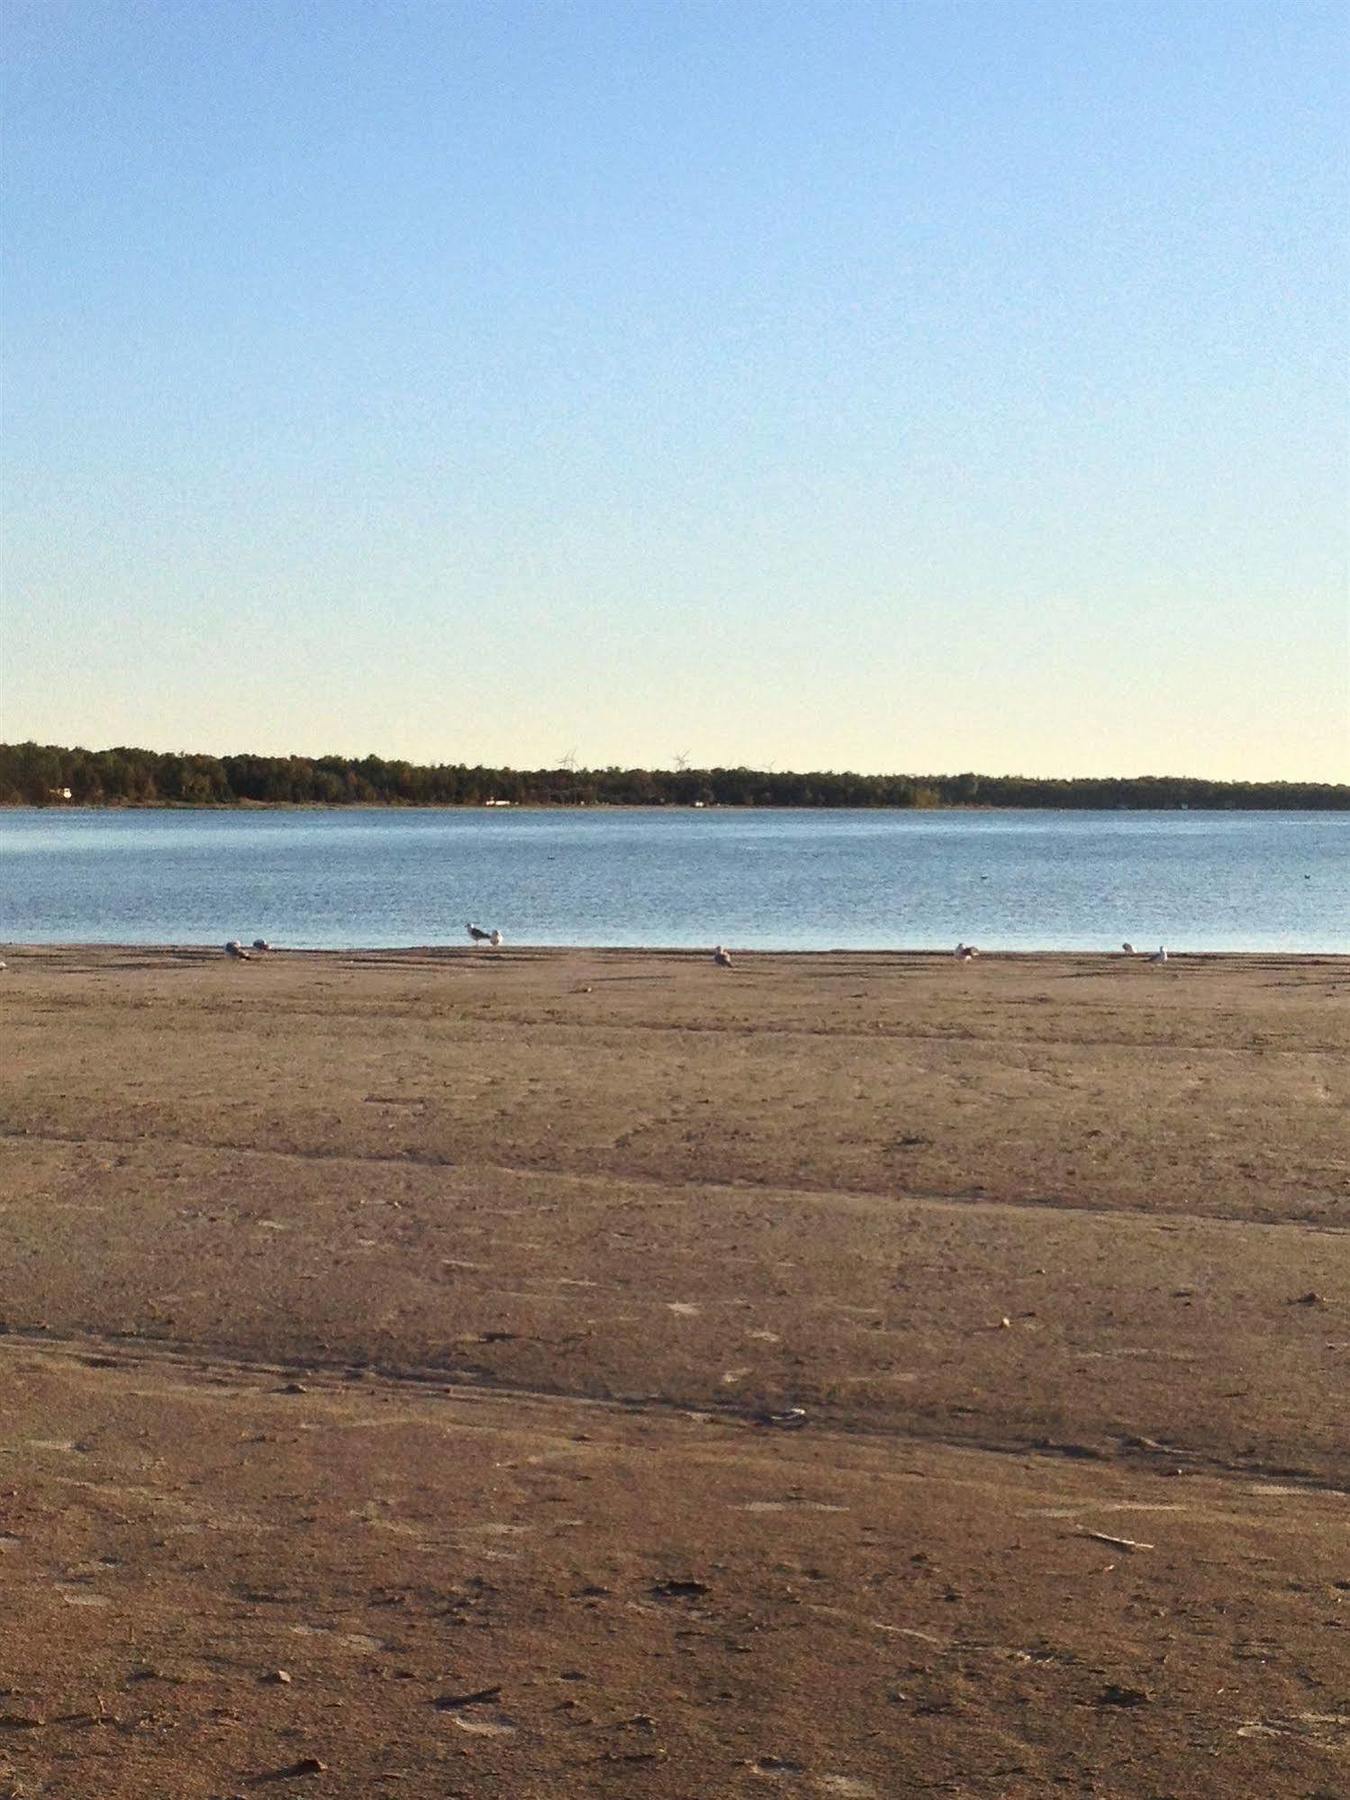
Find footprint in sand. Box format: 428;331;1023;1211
666;1302;700;1317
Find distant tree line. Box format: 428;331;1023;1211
0;741;1345;811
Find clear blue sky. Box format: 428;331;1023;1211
3;0;1346;779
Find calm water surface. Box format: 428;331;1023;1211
1;808;1346;952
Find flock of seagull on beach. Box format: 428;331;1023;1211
221;932;1170;965
948;941;1167;963
704;941;1172;967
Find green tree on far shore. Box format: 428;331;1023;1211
0;741;1345;812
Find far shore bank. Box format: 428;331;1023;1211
5;796;1349;813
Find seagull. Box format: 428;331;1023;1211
466;923;492;944
1122;942;1135;955
224;940;252;960
251;939;271;952
1149;945;1168;963
955;942;979;961
488;929;504;947
713;945;733;967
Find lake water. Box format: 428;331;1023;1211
0;807;1346;953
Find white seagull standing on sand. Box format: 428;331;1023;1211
955;942;979;961
466;923;492;944
224;940;252;960
713;945;733;967
1122;942;1135;955
1149;945;1168;963
489;929;504;947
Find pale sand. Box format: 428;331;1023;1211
0;946;1346;1797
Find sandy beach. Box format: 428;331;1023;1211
1;945;1346;1799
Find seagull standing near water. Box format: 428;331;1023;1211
713;946;733;967
224;940;252;960
1149;945;1168;964
466;923;491;944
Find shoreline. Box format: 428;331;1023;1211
4;797;1349;812
6;941;1350;961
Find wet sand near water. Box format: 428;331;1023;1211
1;946;1346;1797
